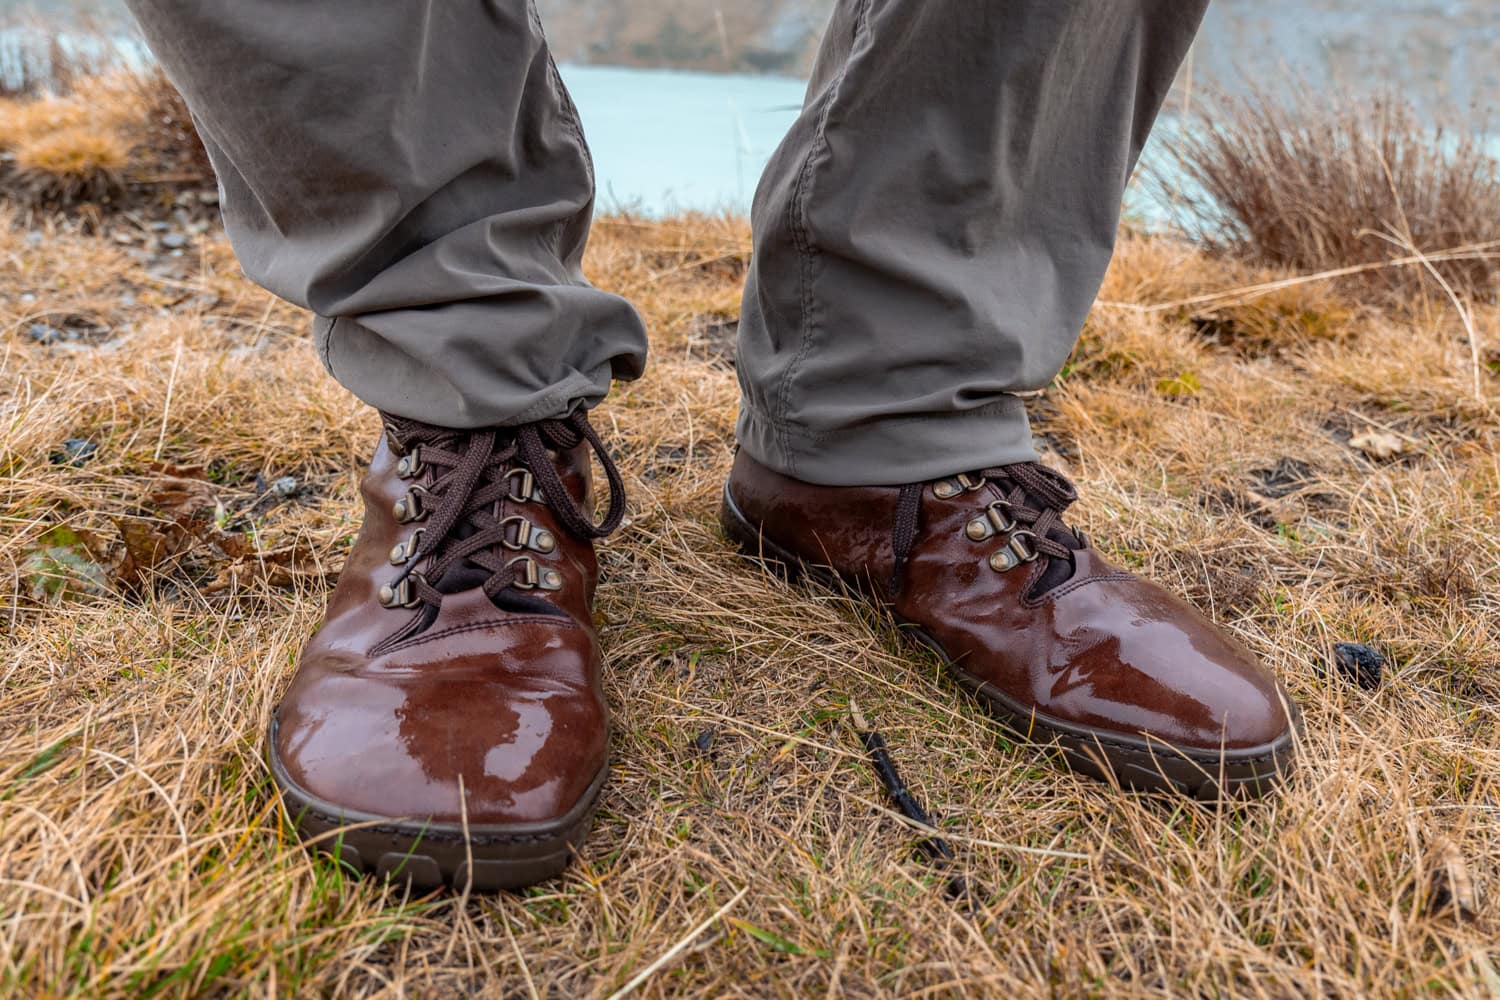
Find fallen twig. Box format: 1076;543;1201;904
849;699;983;908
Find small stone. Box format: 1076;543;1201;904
271;475;299;498
49;438;98;467
150;221;170;232
28;323;63;344
199;189;220;206
1323;642;1385;690
20;293;35;304
692;730;715;753
160;233;188;250
1349;430;1406;461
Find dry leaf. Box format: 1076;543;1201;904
147;460;210;479
146;475;218;516
1349;429;1406;461
202;542;341;594
55;465;335;596
110;514;193;586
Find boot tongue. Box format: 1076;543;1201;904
1032;532;1080;593
995;463;1084;593
423;486;561;616
430;558;557;615
429;521;488;594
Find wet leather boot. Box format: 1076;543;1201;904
268;411;623;891
721;451;1299;798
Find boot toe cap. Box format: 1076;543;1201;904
269;671;606;828
1046;584;1297;752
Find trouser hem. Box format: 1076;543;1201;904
735;397;1038;488
319;315;614;429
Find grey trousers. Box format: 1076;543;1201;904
126;1;1206;486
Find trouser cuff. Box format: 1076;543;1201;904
735;396;1038;488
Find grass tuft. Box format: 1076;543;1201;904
10;125;129;206
1155;88;1500;302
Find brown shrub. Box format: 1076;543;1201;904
1154;89;1500;302
121;68;212;182
0;97;91;152
10;125;129;206
0;67;212;211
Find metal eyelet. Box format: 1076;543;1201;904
505;468;543;503
377;572;424;609
934;472;988;499
508;556;563;592
383;424;407;457
499;515;556;554
966;501;1018;541
988;530;1039;573
392;485;429;523
389;528;425;566
395;445;423;479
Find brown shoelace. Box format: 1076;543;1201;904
380;410;624;611
891;462;1080;593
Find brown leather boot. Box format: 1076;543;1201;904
268;411;623;891
721;451;1299;798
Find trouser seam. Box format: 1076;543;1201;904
528;0;592;263
528;0;590;182
317;315;340;380
776;0;873;478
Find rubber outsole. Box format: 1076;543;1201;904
268;718;605;892
719;481;1297;800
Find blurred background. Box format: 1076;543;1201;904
7;0;1498;217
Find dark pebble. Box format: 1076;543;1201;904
1324;642;1384;690
692;729;715;753
50;438;98;467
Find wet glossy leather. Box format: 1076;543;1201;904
271;434;606;826
728;451;1294;751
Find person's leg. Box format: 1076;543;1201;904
127;0;646;428
126;0;637;890
725;1;1301;799
737;0;1203;486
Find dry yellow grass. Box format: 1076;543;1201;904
0;72;210;212
0;100;93;153
2;156;1499;999
10;127;130;206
